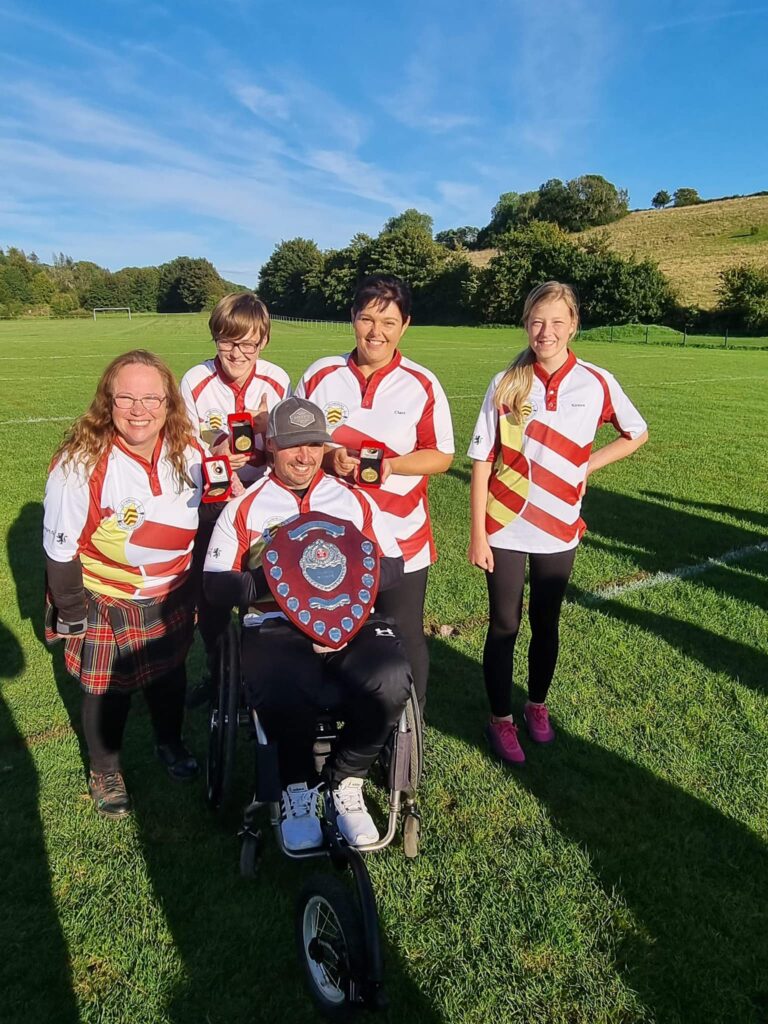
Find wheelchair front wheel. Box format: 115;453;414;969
296;874;367;1020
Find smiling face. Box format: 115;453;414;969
351;300;410;374
111;363;167;458
215;326;266;385
525;297;577;370
268;439;324;490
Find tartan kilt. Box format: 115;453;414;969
45;581;195;695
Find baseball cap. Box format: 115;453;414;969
266;396;332;449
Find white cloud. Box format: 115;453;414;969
231;82;291;121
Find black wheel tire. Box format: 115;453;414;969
296;874;367;1021
402;813;420;859
205;621;240;811
405;687;423;794
239;831;262;879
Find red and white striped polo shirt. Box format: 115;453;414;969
204;469;401;621
468;351;647;553
180;357;290;484
43;437;203;599
295;350;454;572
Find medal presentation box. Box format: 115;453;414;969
202;455;233;502
357;444;384;487
227;412;255;456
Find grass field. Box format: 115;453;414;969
469;194;768;311
1;314;767;1024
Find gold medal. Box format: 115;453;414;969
361;467;378;483
234;434;252;452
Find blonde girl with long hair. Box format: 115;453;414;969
467;282;648;764
44;350;204;817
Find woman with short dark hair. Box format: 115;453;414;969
43;349;203;817
295;274;454;712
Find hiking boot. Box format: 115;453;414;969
331;777;379;847
88;771;132;819
524;702;555;744
155;742;200;781
485;718;526;764
280;783;322;851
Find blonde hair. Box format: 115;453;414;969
209;292;271;347
493;281;580;421
52;350;196;489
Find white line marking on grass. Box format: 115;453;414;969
0;350;205;361
629;375;767;388
0;416;76;424
577;541;768;606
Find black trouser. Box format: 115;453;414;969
192;518;231;666
374;566;429;712
242;618;411;786
483;547;577;716
81;666;187;774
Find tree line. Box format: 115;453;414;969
0;250;243;319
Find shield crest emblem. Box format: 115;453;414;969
263;512;380;649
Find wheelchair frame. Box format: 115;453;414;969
206;620;423;1018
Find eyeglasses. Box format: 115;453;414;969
112;394;167;411
215;339;260;355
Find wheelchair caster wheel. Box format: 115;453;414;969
296;874;366;1020
239;830;262;878
402;813;420;859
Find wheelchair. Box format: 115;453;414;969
205;618;424;1018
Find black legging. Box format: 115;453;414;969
483;547;577;716
81;666;187;774
374;566;429;711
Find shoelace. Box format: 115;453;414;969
495;720;519;737
96;772;126;797
527;705;549;724
285;787;317;818
334;784;365;814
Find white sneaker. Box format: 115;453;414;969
332;777;379;847
280;783;322;851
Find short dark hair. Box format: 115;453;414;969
351;274;411;322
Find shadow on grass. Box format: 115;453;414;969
6;503;441;1023
428;638;768;1024
0;618;80;1023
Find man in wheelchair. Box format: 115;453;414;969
203;397;412;851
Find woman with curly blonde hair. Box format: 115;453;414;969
44;350;204;817
468;282;648;764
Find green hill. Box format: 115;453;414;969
469;194;768;310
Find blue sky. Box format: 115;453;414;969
2;0;767;285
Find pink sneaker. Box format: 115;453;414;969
524;702;555;743
485;718;526;764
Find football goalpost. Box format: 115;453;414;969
93;307;132;320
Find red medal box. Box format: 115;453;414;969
263;512;380;649
227;412;255;455
202;455;233;503
356;441;384;488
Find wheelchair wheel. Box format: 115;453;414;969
206;621;240;811
296;874;366;1020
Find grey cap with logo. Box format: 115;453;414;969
266;396;333;450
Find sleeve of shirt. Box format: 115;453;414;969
203;498;247;572
43;459;91;562
180;371;202;440
603;373;647;439
467;376;501;462
415;376;454;454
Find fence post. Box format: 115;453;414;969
724;328;728;349
645;324;649;344
683;326;687;346
610;325;613;343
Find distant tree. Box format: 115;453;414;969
566;174;629;229
257;238;325;316
435;226;480;250
316;233;373;318
381;209;434;237
717;262;768;333
158;257;224;312
673;187;701;207
363;225;445;289
652;190;671;209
